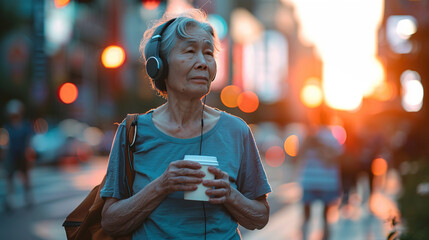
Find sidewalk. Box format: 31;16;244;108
0;157;107;212
0;157;108;240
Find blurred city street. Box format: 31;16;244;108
0;157;107;240
0;156;400;240
1;0;428;239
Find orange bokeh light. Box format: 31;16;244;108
284;135;299;157
59;83;78;104
301;83;323;108
101;45;126;69
372;157;388;176
221;85;241;108
55;0;70;8
369;192;400;221
374;81;396;101
265;146;285;167
237;91;259;113
142;0;161;10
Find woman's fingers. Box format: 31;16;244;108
173;160;202;169
171;168;205;178
202;167;232;204
160;160;207;194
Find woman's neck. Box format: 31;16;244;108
162;97;204;127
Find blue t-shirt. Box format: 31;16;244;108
101;111;271;239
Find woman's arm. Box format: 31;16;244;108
203;167;270;230
101;160;205;236
101;177;166;236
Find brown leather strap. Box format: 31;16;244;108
125;114;138;197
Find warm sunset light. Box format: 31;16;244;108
373;81;396;101
101;45;126;69
265;146;285;167
301;81;323;108
284;134;299;157
54;0;70;8
237;91;259;113
142;0;161;10
231;8;264;44
290;0;385;111
59;83;78;104
372;157;388;176
221;85;242;108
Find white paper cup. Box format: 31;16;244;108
183;155;218;201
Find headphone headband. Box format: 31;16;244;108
145;18;177;82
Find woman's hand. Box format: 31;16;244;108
202;166;270;230
203;167;232;204
158;160;206;195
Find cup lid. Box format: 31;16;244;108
184;155;218;166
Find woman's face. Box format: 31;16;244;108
165;25;217;99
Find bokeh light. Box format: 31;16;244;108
330;125;347;145
59;83;78;104
301;82;323;108
369;192;400;221
142;0;161;10
220;85;241;108
402;80;424;112
237;91;259;113
54;0;70;8
396;18;417;39
265;146;285;167
101;45;126;69
284;134;299;157
208;14;228;40
84;127;104;147
373;81;396;101
372;157;388;176
401;70;423;112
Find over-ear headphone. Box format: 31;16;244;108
145;18;177;83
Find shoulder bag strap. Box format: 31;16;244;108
125;113;139;197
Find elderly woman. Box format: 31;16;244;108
100;9;271;239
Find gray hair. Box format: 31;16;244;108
140;9;221;97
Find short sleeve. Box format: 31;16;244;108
100;121;129;199
236;126;271;200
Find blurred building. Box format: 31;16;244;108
1;0;427;132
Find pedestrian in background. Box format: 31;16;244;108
297;116;343;240
2;99;34;211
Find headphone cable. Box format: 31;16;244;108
200;96;207;240
199;96;206;155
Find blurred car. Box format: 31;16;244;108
30;119;96;166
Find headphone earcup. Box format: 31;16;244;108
146;56;163;81
145;18;176;85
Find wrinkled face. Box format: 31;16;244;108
165;26;217;99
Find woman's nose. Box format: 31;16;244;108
194;52;208;70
